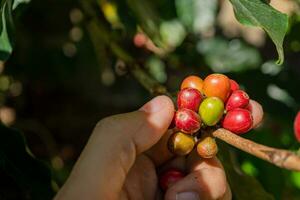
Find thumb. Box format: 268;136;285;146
55;95;174;200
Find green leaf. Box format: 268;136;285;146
229;0;288;65
0;124;54;199
0;0;30;61
0;1;13;60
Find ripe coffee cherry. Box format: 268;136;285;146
294;112;300;142
168;132;195;156
180;75;204;93
203;74;231;102
199;97;224;126
222;108;253;134
177;88;202;111
175;108;201;134
246;100;264;128
230;79;240;92
159;169;185;191
197;135;218;158
226;90;250;111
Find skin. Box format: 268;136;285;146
55;96;232;200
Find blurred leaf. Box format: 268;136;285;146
197;37;261;72
0;0;30;61
176;0;217;35
291;172;300;189
146;56;167;83
159;19;186;48
0;1;13;60
0;124;54;199
218;143;274;200
229;0;288;64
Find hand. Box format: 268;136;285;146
55;96;231;200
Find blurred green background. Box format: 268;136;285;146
1;0;300;199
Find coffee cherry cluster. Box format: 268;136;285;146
168;74;258;158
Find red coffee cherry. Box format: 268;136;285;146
226;90;250;111
246;100;264;128
175;108;201;134
180;75;204;93
222;108;253;134
159;169;185;191
230;79;240;92
203;74;231;102
177;88;202;111
294;112;300;142
197;135;218;158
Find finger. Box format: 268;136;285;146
55;95;174;200
158;156;186;174
145;128;176;166
165;150;231;200
247;100;264;128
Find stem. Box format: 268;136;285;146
212;128;300;171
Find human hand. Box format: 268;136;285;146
55;96;231;200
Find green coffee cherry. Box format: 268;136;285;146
199;97;224;126
168;132;195;156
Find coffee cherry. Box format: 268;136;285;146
294;112;300;142
203;74;231;102
180;75;204;93
246;100;264;128
159;169;185;191
222;108;253;134
226;90;250;111
197;135;218;158
199;97;224;126
134;33;147;47
175;108;201;134
177;88;202;111
230;79;240;92
168;132;195;156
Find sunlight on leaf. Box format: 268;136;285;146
229;0;288;64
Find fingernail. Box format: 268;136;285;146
139;95;169;113
176;192;200;200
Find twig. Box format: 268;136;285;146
212;128;300;171
81;2;168;95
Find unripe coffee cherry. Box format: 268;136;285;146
203;74;231;102
175;108;201;134
197;135;218;158
230;79;240;92
222;108;253;134
226;90;250;111
294;112;300;142
199;97;224;126
180;75;204;93
177;88;202;111
246;100;264;128
159;169;185;191
168;132;195;155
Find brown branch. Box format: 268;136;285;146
212;128;300;171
